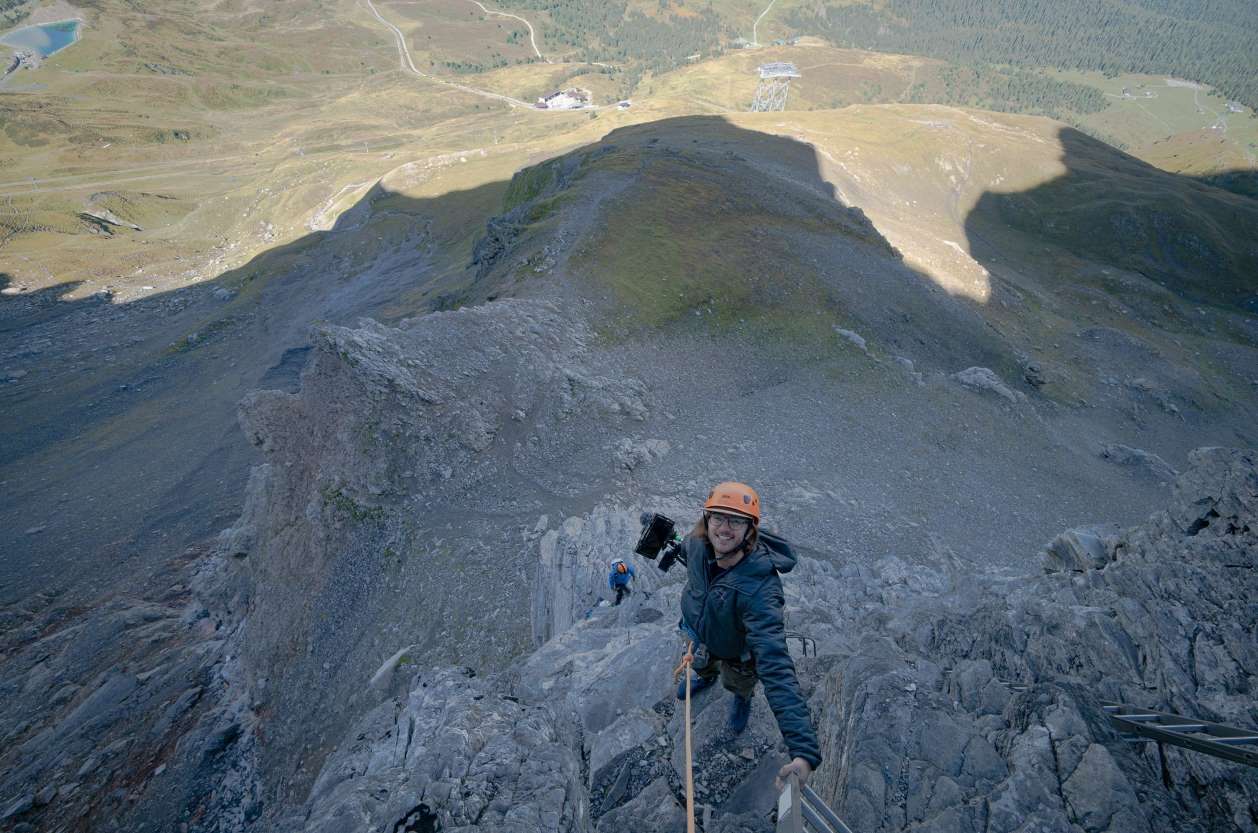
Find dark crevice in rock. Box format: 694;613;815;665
1156;742;1173;790
392;803;439;833
1046;731;1076;827
399;709;415;764
1186;508;1219;535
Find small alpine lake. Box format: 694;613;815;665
1;19;81;58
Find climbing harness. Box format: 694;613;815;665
673;640;697;833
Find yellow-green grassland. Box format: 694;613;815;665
1;0;1253;307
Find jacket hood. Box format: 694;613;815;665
743;529;797;576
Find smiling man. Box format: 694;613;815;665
676;481;822;787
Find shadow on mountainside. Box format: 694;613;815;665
4;114;1256;833
0;117;942;833
964;126;1258;314
0;175;502;609
1198;166;1258;202
1;115;927;610
9;114;1243;648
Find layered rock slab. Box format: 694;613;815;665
291;449;1256;833
229;300;651;800
302;668;586;833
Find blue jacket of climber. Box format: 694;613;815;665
609;558;635;606
609;558;635;589
676;481;821;784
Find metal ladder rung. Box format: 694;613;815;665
1102;700;1258;768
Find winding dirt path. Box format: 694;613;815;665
752;0;779;47
0;147;287;195
362;0;530;108
467;0;550;63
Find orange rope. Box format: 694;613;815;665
674;641;696;833
672;644;694;680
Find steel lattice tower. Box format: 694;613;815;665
750;62;800;112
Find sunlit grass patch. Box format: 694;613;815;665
569;152;847;342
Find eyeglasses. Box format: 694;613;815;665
706;512;749;530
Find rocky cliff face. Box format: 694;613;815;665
4;317;1251;833
6;115;1256;833
176;267;1257;831
808;446;1258;833
269;448;1256;832
221;300;653;800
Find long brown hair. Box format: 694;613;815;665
691;512;759;556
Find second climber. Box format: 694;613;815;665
609;557;636;605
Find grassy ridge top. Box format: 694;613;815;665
569;143;871;336
483;109;1257;335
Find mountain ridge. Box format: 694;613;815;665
3;102;1257;832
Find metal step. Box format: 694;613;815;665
1102;701;1258;768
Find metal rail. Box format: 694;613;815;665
775;774;855;833
785;631;817;657
1103;701;1258;768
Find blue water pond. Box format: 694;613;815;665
1;19;81;58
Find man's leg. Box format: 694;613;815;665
719;657;757;733
717;657;758;699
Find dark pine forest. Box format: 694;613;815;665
787;0;1258;110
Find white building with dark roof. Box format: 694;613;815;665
536;88;592;110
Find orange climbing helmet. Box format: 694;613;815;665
703;481;760;524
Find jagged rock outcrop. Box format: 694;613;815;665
1042;524;1122;572
227;300;651;802
531;509;668;646
819;446;1258;833
286;447;1256;833
1099;442;1178;484
951;366;1026;403
300;667;587;833
0;542;258;833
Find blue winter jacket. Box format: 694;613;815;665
609;561;636;589
679;530;822;769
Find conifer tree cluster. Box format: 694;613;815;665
786;0;1257;110
920;65;1109;121
0;0;31;27
500;0;729;73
